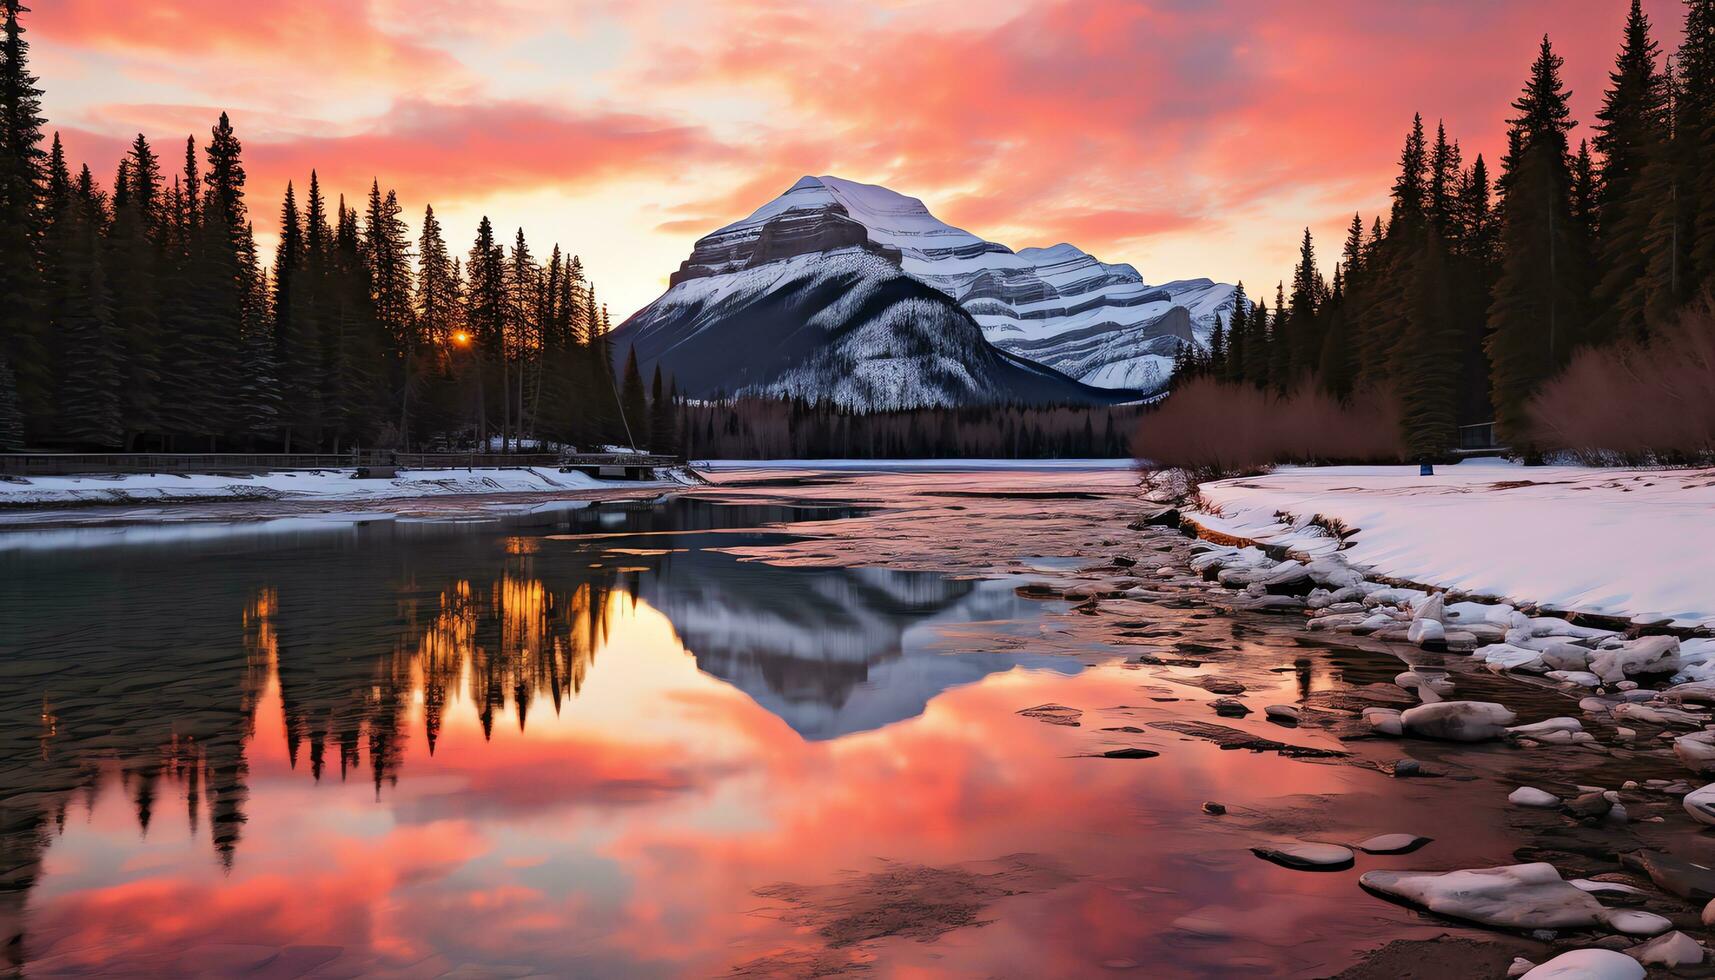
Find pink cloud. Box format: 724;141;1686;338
631;0;1689;273
31;0;465;91
26;0;1694;310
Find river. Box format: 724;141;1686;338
0;465;1685;976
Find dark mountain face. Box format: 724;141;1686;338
613;251;1132;409
669;201;902;287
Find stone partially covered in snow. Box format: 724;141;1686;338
1476;643;1547;672
1589;636;1680;684
1509;717;1584;737
1547;670;1602;687
1407;619;1446;647
1627;930;1704;968
1304;558;1364;589
1355;833;1432;855
1571;879;1648;899
1520;949;1644;980
1250;842;1354;871
1365;587;1427;608
1395;670;1454;697
1684;783;1715;825
1359;862;1603;930
1400;701;1517;741
1610;702;1708;729
1599;908;1673;937
1362;707;1403;737
1664;681;1715;705
1675;731;1715;772
1308;612;1370;632
1411;592;1445;622
1258;560;1314;593
1264;704;1300;724
1541;643;1593;672
1510;787;1561;808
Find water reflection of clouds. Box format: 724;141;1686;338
8;493;1428;977
2;498;1083;960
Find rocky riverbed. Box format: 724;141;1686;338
702;466;1715;977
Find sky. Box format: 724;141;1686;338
26;0;1690;322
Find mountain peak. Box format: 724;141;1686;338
641;174;1236;394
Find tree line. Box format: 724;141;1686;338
0;0;658;454
676;397;1143;460
1169;0;1715;459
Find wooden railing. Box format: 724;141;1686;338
0;452;682;477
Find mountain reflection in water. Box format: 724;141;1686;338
0;496;1078;972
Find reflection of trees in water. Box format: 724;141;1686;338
0;553;629;966
279;561;625;794
0;499;874;963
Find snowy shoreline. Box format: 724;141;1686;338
1183;459;1715;631
1136;470;1715;973
0;466;684;513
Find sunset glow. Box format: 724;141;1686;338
28;0;1685;319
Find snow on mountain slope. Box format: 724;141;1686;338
663;175;1235;390
613;250;1125;410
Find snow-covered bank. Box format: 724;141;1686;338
0;466;680;511
1191;459;1715;629
696;458;1138;471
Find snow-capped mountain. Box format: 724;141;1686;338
615;241;1121;409
614;174;1235;406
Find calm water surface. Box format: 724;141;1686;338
0;479;1557;977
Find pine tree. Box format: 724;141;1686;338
465;216;506;447
275;179;322;449
1397;232;1460;459
1683;0;1715;288
1487;35;1586;444
1316;263;1353;398
1242;297;1270;385
325;195;387;450
362;183;413;443
1455;155;1498;426
180;136;199;233
1207;313;1227;382
1592;0;1669;342
505;227;537;446
1224;283;1248;383
0;0;48;437
410;203;455;445
1391;113;1429;234
619;345;646;448
203;112;244;231
32;129;70;421
1287;228;1321;380
583;283;624;446
106;135;164;447
0;354;21;450
1267;281;1290;388
235;227;282;443
41;128;65;217
47;184;121;445
649;364;674;452
1637;60;1691;332
1428;121;1463;231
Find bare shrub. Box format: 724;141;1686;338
1528;297;1715;465
1131;379;1405;482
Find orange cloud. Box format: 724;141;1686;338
31;0;467;96
27;0;1690;315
